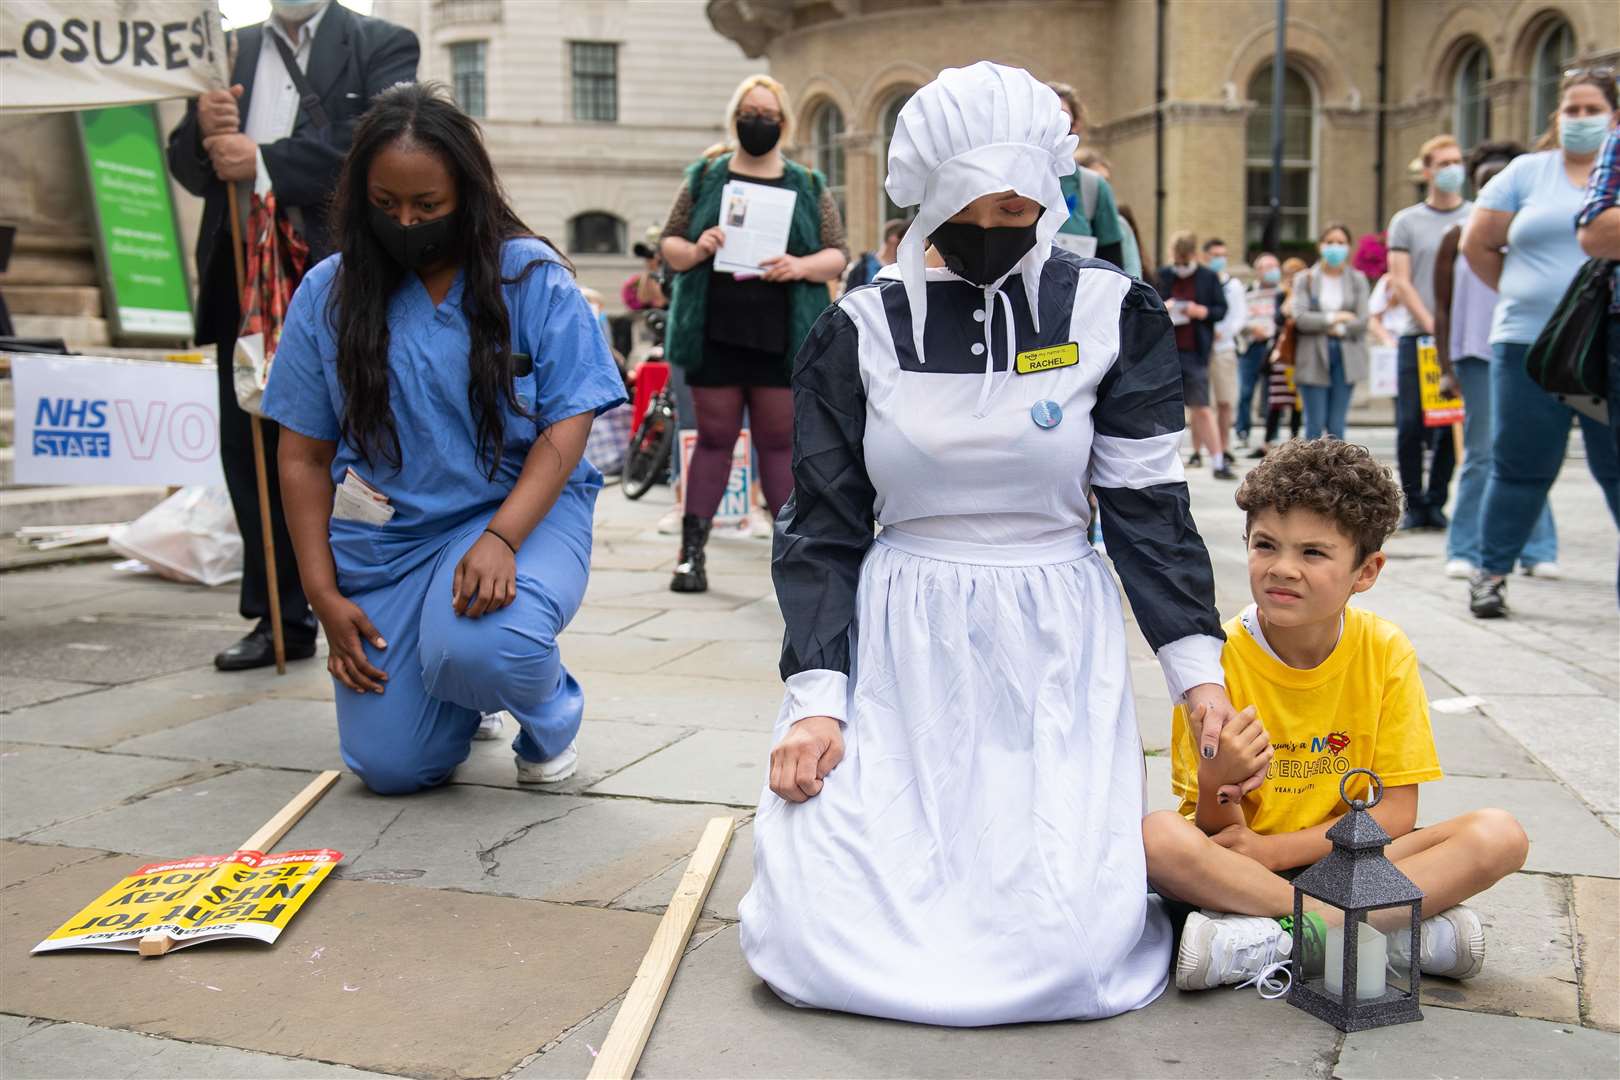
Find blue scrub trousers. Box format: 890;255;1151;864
1479;342;1620;577
1447;355;1556;569
334;486;595;795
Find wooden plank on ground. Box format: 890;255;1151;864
587;815;735;1080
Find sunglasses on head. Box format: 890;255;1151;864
1563;65;1616;82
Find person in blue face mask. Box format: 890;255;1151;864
1288;225;1369;441
262;84;627;794
1460;70;1620;620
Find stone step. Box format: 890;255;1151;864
0;484;166;532
8;314;110;350
3;285;103;318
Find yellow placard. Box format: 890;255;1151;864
33;849;342;954
1417;336;1464;427
1015;342;1080;375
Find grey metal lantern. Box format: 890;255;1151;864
1287;768;1424;1032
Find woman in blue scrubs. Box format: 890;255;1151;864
264;84;625;795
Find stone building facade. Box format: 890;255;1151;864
707;0;1618;266
371;0;763;308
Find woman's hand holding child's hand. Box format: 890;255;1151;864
769;715;845;803
1199;704;1273;798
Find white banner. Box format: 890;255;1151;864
0;1;226;113
1368;344;1398;398
9;352;223;486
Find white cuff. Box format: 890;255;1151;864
782;669;849;726
1157;633;1227;702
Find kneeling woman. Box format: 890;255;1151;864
740;64;1248;1026
264;85;626;795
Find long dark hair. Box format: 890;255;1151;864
327;82;569;477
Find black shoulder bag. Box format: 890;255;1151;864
1525;257;1614;424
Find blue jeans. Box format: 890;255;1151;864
1479;342;1620;576
1235;340;1269;438
1447;356;1556;568
1299;339;1352;439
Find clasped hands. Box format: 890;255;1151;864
197;84;256;183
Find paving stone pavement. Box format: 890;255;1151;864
2;428;1617;1079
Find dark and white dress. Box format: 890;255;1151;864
738;249;1227;1026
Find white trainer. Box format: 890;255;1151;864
1444;558;1476;579
515;741;578;784
1521;562;1563;579
656;507;682;535
1420;904;1485;980
474;712;507;741
1177;910;1292;993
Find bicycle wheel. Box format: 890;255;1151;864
622;397;675;500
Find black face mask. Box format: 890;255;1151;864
367;203;457;270
736;115;782;157
929;220;1039;286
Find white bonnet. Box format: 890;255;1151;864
885;62;1078;362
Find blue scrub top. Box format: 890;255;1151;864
263;237;627;584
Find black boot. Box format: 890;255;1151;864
670;514;712;593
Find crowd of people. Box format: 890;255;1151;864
159;0;1619;1037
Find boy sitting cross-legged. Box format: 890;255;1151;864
1144;438;1529;992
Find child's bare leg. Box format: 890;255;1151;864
1365;808;1528;932
1144;811;1307;917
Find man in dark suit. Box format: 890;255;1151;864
168;1;418;670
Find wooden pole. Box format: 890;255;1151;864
588;817;734;1080
138;770;341;958
226;181;286;674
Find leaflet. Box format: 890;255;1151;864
714;180;799;276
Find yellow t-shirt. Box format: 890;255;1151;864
1170;606;1443;836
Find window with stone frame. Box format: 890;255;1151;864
570;41;618;123
1453;43;1493;152
808;102;846;224
1244;63;1316;256
449;40;487;118
1529;20;1575;141
877;91;916;236
568;212;625;255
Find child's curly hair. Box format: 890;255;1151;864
1235;439;1404;561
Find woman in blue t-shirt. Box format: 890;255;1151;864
1460;71;1619;619
262;84;626;794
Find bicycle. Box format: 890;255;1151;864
622;363;675;499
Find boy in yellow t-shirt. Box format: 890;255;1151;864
1143;439;1528;992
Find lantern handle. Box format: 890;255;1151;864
1341;767;1382;810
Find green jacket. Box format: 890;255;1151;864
664;153;834;373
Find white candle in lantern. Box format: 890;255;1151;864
1323;920;1386;1001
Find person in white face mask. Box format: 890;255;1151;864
1460;70;1620;620
739;62;1260;1027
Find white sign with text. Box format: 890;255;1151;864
9;352;223;487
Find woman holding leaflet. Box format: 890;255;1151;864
660;75;847;594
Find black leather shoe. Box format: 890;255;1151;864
214;628;318;671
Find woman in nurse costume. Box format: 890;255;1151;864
264;84;626;795
739;63;1248;1026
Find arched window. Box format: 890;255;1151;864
568;212;625;255
877;91;915;232
1530;20;1575;139
808;103;846;222
1244;63;1316;253
1453;43;1492;151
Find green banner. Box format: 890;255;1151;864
78;104;193;340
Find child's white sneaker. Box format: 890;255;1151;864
474;712;507;741
1176;910;1292;992
1444;558;1476;579
1521;562;1563;579
656;507;681;535
515;741;578;784
1419;904;1485;980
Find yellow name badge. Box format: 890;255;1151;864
1015;342;1080;375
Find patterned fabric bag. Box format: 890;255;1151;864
233;187;310;416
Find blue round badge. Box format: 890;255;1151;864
1031;399;1063;429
